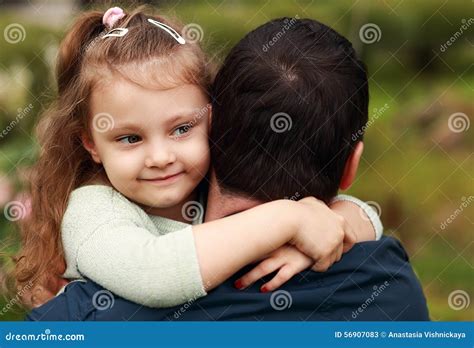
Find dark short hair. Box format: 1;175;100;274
210;18;369;203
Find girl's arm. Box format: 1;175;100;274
234;195;384;292
64;192;353;308
193;197;354;290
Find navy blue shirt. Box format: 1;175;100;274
27;237;429;321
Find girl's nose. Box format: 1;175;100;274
144;145;177;168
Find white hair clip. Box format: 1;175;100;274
147;18;186;45
103;28;129;39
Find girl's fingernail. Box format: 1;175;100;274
260;285;269;293
234;279;244;289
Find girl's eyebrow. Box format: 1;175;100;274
111;109;206;131
165;111;203;125
111;123;144;132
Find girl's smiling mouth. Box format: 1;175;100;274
139;172;184;185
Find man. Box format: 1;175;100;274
27;17;429;321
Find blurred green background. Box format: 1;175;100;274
0;0;472;321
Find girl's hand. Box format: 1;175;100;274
234;245;313;292
234;238;352;293
289;197;357;271
234;197;358;292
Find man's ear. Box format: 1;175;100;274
339;141;364;190
207;103;212;128
81;133;101;164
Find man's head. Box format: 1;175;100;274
208;17;368;211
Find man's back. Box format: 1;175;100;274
28;237;429;321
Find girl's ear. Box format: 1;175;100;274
81;133;101;164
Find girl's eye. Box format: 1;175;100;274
172;124;192;137
117;135;142;144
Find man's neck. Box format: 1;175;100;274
205;171;262;221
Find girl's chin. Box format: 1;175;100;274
136;192;187;209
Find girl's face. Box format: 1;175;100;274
85;77;211;217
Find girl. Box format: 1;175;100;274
14;6;382;308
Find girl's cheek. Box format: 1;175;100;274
183;138;210;165
110;150;144;168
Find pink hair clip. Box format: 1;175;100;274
102;7;126;28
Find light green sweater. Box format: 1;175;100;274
61;185;383;309
61;185;206;308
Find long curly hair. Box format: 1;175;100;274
12;5;214;306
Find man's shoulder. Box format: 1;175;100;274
27;280;166;321
177;236;428;321
332;235;409;271
27;280;101;321
296;236;429;320
345;235;407;256
26;236;429;321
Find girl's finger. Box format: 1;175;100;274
343;224;357;253
335;243;344;263
260;264;295;292
234;258;283;289
312;258;331;272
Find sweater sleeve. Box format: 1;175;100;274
75;220;206;308
331;194;384;240
61;186;206;308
